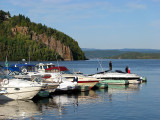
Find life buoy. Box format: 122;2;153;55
3;79;9;85
22;68;27;73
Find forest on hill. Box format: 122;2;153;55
0;10;86;61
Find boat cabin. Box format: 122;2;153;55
35;63;55;73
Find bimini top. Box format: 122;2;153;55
10;63;36;72
10;63;35;68
3;67;21;72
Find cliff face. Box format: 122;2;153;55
11;26;73;60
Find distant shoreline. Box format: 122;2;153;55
83;49;160;59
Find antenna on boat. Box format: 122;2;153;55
29;46;31;64
56;54;62;83
56;54;60;68
5;55;9;74
97;58;104;72
5;55;9;67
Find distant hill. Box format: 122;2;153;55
105;52;160;59
0;10;86;61
82;48;160;59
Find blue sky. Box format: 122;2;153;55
0;0;160;49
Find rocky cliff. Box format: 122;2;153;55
11;26;73;60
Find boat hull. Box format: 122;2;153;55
65;78;99;89
127;79;141;84
0;86;41;100
62;74;100;88
77;81;99;88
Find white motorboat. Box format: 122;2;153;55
88;70;142;84
7;71;59;93
45;66;100;89
62;74;100;88
53;74;78;92
0;68;42;100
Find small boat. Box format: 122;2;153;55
0;69;42;100
89;70;142;84
54;79;78;93
3;67;59;94
93;82;108;89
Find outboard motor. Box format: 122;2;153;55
73;76;78;83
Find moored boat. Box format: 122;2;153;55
0;78;42;100
93;82;108;89
45;66;100;89
89;70;143;84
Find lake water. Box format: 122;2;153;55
0;59;160;120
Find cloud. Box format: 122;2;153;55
21;0;110;24
7;0;110;18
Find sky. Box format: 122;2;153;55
0;0;160;49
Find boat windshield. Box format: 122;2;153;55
61;70;73;74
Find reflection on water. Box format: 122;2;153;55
108;84;140;94
0;100;40;119
0;84;143;119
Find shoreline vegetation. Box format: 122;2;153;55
83;49;160;59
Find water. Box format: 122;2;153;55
0;59;160;120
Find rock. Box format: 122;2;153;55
11;26;73;60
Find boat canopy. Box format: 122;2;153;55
10;64;35;68
45;66;68;71
45;66;73;74
3;67;21;72
10;64;36;72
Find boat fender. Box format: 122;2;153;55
3;79;9;85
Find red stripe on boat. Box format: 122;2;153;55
72;81;99;83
